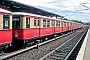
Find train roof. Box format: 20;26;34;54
12;12;67;22
0;8;12;13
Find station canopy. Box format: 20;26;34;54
0;0;63;18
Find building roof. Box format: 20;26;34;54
0;0;62;18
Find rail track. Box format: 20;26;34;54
0;27;87;60
39;27;88;60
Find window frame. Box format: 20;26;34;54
56;21;60;27
12;17;20;29
52;20;54;27
59;21;60;27
34;19;37;26
47;20;50;27
64;22;66;27
38;20;40;26
56;21;58;27
3;15;10;29
26;18;30;28
43;20;46;28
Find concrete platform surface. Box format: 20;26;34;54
76;28;90;60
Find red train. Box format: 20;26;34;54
12;12;83;46
0;8;12;52
0;8;83;52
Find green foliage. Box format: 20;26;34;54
60;17;90;25
84;22;90;25
69;19;85;24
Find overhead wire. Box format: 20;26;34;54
80;3;90;9
69;0;89;22
79;3;90;22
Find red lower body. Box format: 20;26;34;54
13;26;82;41
63;27;69;32
0;30;12;50
0;30;12;44
13;27;63;40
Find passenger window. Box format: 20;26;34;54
67;22;69;26
34;19;36;26
43;20;46;27
56;21;58;27
47;20;50;27
56;21;60;27
38;20;40;26
3;15;9;29
12;17;20;29
71;23;72;26
26;18;30;28
52;21;54;27
64;22;66;27
59;21;60;27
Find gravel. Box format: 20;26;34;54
7;29;82;60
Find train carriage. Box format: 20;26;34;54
0;8;12;51
12;12;65;45
12;12;44;45
12;12;83;46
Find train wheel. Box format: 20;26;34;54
40;39;43;42
45;38;48;40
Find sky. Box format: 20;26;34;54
13;0;90;22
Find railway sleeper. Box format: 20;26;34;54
51;53;67;57
51;55;66;59
49;56;64;60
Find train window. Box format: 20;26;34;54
3;15;9;29
38;20;40;26
61;22;63;27
43;20;46;27
71;23;72;26
64;22;66;27
56;21;60;27
70;23;71;26
59;21;60;27
47;20;50;27
52;20;54;26
12;17;20;29
26;18;30;28
56;21;58;27
67;22;69;26
34;19;36;26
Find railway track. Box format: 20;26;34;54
0;27;87;60
39;27;88;60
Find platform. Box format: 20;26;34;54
76;27;90;60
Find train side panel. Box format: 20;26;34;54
0;30;12;44
40;28;53;36
63;26;69;32
55;27;62;33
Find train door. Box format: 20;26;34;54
12;17;20;29
12;17;20;41
67;22;69;30
61;21;63;32
38;19;40;37
34;18;40;37
51;20;55;34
